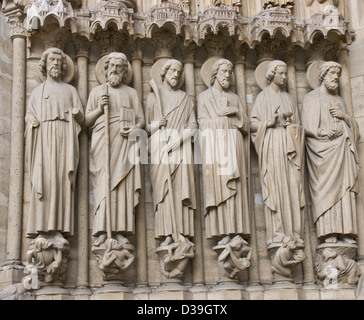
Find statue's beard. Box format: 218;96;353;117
48;67;62;79
324;78;339;92
219;78;230;89
108;73;123;87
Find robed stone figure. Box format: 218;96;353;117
301;61;360;244
250;60;305;246
86;52;145;245
146;59;197;246
25;48;84;238
197;58;250;245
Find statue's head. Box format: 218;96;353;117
104;52;129;87
319;61;342;92
266;60;287;88
161;59;183;89
39;47;67;79
210;58;233;89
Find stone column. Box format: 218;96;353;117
0;9;26;290
73;36;92;299
337;45;354;116
183;43;208;299
130;40;150;296
286;50;298;105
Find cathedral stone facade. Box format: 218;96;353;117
0;0;364;300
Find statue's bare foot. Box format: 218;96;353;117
116;233;129;245
160;236;173;247
94;233;107;246
218;235;231;245
325;236;337;244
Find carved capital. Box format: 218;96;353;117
150;32;180;60
73;35;92;58
203;34;232;58
183;42;197;63
130;38;146;61
5;9;26;39
255;37;288;62
39;28;72;51
94;30;129;57
306;40;340;64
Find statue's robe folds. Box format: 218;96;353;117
197;87;250;240
301;87;360;239
250;86;305;244
86;83;144;237
25;81;84;237
146;88;197;239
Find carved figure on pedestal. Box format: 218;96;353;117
158;235;195;279
25;233;69;284
301;61;360;245
316;247;360;289
86;52;144;279
218;235;251;280
96;238;135;281
198;58;250;246
251;60;306;247
86;52;145;247
147;59;197;280
25;48;83;286
271;236;305;281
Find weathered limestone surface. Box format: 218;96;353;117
0;0;364;300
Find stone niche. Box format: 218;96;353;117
0;0;363;301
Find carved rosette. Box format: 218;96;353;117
315;243;360;289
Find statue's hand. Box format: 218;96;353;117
329;107;347;121
99;94;109;113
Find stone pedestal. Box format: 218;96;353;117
189;284;209;300
208;281;246;300
320;288;357;300
133;285;152;300
34;285;72;301
264;283;300;300
315;243;360;290
151;279;192;300
245;285;265;300
91;281;134;300
0;264;24;291
268;241;305;285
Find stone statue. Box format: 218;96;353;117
86;52;145;247
197;58;250;245
316;247;360;289
25;232;69;284
301;61;360;244
25;47;84;239
97;238;135;281
217;235;251;279
158;235;195;279
271;236;305;281
146;59;197;247
250;60;306;247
